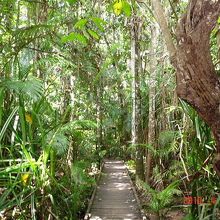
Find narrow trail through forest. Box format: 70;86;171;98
85;160;143;220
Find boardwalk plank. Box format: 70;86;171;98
86;160;143;220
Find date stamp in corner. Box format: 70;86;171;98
183;196;218;205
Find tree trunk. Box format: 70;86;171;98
96;78;104;150
175;1;220;175
151;0;176;63
146;23;159;183
131;16;144;181
152;0;220;176
34;0;48;79
65;75;76;167
118;82;127;147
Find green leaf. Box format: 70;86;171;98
74;33;87;44
1;77;43;100
91;17;106;32
88;29;99;40
195;116;201;142
61;32;87;45
64;120;97;130
122;1;131;17
61;36;68;43
66;0;77;5
82;30;90;39
47;132;69;155
0;107;18;143
74;19;88;29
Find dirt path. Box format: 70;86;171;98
85;160;143;220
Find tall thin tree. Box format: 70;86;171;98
131;15;144;181
146;23;159;183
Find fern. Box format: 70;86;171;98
158;130;177;148
71;161;94;185
155;130;179;159
139;180;181;216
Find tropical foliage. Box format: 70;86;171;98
0;0;220;220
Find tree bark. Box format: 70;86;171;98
151;0;176;63
152;0;220;176
131;16;144;181
34;0;48;79
146;23;159;183
175;0;220;175
96;79;104;149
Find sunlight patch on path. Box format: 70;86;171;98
86;160;143;220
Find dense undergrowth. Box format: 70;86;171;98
0;105;102;219
1;0;220;219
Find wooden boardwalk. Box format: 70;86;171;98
84;160;144;220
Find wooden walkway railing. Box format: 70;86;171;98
84;160;145;220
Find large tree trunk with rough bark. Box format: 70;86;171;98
152;0;220;176
175;1;220;175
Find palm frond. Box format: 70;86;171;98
71;161;94;185
158;130;178;148
140;180;181;213
0;77;44;100
0;107;18;143
64;119;97;130
46;131;69;155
